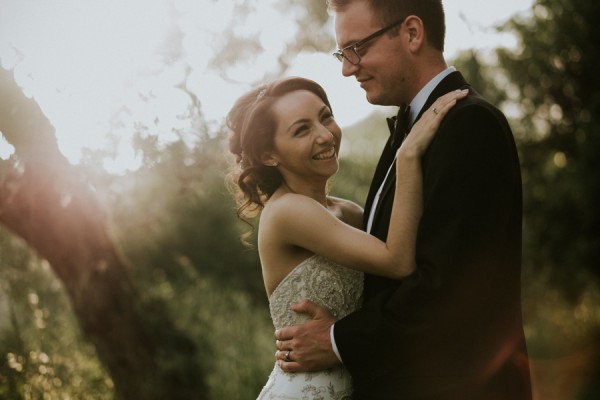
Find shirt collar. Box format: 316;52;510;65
407;66;456;125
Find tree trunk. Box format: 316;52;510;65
0;66;207;399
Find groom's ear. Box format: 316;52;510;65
404;15;425;52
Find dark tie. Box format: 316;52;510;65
389;105;411;150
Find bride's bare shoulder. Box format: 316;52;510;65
261;192;322;224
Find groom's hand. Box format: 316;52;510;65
274;299;341;373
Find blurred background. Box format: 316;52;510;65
0;0;598;399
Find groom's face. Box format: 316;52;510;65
334;1;408;107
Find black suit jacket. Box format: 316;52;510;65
334;72;532;399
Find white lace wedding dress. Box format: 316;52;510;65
257;254;363;400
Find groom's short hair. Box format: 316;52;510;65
327;0;446;52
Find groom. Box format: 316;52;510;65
275;0;532;398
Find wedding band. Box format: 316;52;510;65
432;107;439;115
285;350;292;362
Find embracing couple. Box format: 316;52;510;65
227;0;532;399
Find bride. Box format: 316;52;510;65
226;77;466;399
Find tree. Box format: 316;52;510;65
0;66;207;399
497;0;600;290
495;0;600;398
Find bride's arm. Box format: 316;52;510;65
270;90;468;279
384;89;469;276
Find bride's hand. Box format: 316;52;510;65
398;89;469;158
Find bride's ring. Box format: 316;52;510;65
285;350;292;362
432;107;439;115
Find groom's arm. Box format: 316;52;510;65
274;300;341;372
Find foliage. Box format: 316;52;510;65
496;0;600;293
0;231;113;399
106;134;275;398
77;98;275;398
496;0;600;353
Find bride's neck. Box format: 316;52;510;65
281;181;328;207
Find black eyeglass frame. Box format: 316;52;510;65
332;18;406;65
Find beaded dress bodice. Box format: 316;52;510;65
257;254;363;400
269;254;363;329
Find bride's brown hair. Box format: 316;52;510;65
226;77;333;239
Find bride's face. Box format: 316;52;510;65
264;90;341;184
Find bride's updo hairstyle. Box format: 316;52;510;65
227;76;333;231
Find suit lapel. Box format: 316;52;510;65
372;159;397;222
368;71;471;229
363;119;399;227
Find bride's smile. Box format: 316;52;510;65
313;146;336;161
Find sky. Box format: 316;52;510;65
0;0;535;172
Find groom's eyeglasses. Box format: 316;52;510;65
333;18;406;65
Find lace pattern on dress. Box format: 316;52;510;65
257;255;363;400
269;255;363;328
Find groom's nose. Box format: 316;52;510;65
341;58;360;77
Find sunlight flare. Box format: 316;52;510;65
0;0;533;172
